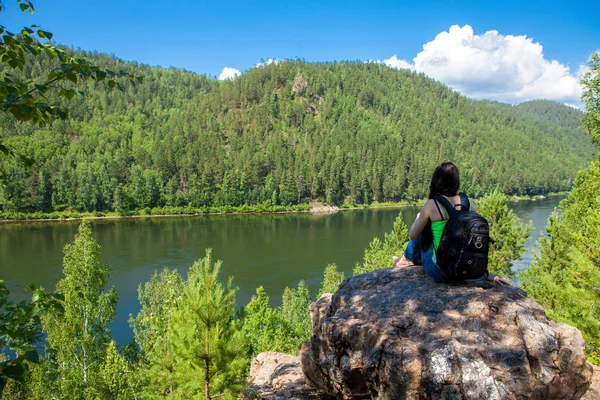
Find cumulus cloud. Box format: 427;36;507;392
381;25;584;106
218;67;241;80
382;55;413;71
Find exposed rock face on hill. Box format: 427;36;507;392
300;265;593;399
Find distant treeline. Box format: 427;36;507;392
0;52;593;214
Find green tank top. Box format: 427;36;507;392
431;198;471;250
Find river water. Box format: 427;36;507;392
0;196;562;345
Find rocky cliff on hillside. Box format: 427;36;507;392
299;265;594;399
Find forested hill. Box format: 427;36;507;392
0;51;594;213
498;100;590;159
514;100;584;129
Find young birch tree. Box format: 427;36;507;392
32;221;119;398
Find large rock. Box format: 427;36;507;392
300;265;593;399
248;352;332;399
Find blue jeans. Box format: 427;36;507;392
404;234;448;283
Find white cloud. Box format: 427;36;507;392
382;55;413;71
255;58;279;67
380;25;584;106
218;67;241;80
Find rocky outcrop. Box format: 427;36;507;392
582;364;600;400
300;265;593;399
248;352;332;399
309;201;340;213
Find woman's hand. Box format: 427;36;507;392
486;273;512;287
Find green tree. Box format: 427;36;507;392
241;281;320;357
142;250;247;399
522;52;600;364
279;281;312;352
129;268;184;361
241;286;289;357
97;341;139;399
318;263;345;297
0;0;140;175
30;221;119;398
582;53;600;146
354;213;409;275
477;190;533;277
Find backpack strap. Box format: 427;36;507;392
458;193;470;211
433;199;445;220
433;195;459;219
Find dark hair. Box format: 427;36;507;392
428;162;460;199
422;162;460;250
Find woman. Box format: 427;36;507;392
393;162;510;287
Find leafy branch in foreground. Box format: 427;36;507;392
0;0;142;165
0;280;63;395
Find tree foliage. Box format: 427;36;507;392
241;286;288;356
522;53;600;364
129;268;184;361
140;250;247;399
476;190;533;277
28;221;125;398
0;56;593;215
582;53;600;146
318;263;345;297
0;0;140;172
354;213;409;274
0;281;62;396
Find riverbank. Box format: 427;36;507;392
0;192;568;223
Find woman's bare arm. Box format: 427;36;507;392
409;201;432;240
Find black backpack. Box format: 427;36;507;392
433;193;491;281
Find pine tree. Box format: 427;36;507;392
143;250;247;399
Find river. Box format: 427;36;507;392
0;196;562;345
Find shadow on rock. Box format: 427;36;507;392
300;265;594;400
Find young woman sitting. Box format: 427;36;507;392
393;162;511;287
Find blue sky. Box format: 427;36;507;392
4;0;600;105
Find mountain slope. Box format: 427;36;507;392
0;52;594;213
